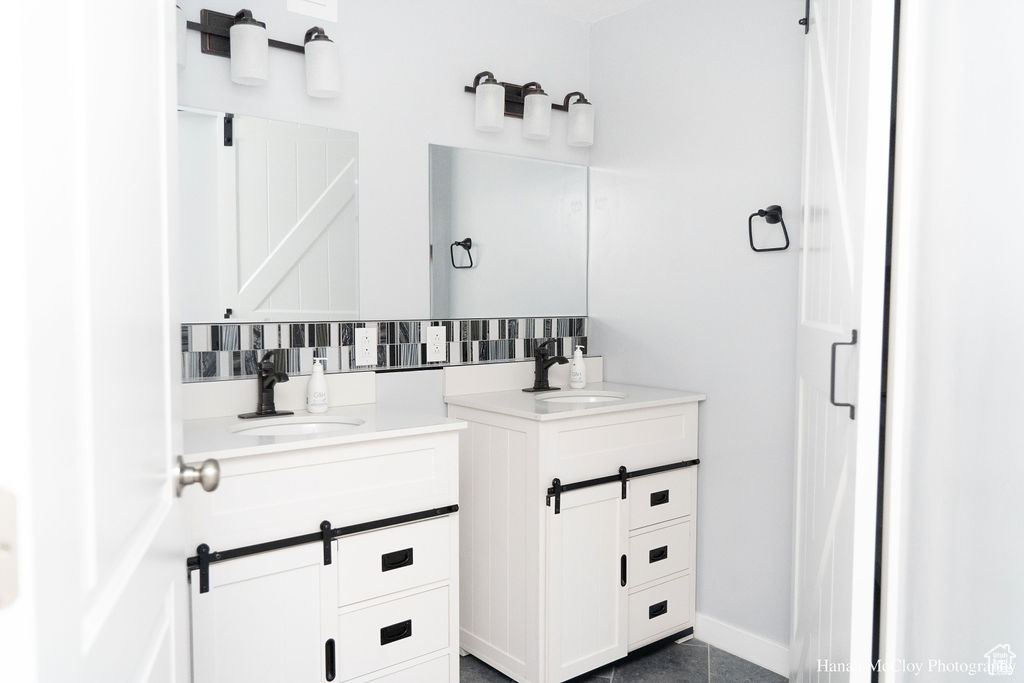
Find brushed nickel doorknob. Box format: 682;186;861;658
175;456;221;497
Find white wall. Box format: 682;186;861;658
177;0;591;319
588;0;805;648
883;1;1024;672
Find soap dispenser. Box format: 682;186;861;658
306;357;329;414
569;345;586;389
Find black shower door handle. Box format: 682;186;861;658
829;329;858;420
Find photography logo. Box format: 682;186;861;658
984;644;1016;677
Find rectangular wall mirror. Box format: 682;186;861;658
429;145;588;319
178;108;359;322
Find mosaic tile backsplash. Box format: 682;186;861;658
181;317;588;383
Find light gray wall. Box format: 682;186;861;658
177;0;591;320
588;0;805;645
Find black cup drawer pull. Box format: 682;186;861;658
650;490;670;506
649;545;669;563
380;619;413;646
649;600;669;619
381;547;414;572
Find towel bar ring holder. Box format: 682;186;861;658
748;205;790;252
450;238;474;269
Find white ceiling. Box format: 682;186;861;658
511;0;654;24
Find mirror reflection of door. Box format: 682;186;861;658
178;109;359;322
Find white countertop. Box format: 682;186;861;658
183;404;466;460
444;381;706;421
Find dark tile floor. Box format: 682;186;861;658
459;638;787;682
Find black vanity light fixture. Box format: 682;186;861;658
183;9;341;98
748;204;791;252
465;71;594;147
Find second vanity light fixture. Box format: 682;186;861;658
466;71;594;147
184;9;341;98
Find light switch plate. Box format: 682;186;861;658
355;326;377;367
426;327;446;362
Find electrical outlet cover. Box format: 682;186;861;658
426;327;446;362
355;326;377;366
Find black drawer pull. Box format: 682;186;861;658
325;639;336;681
649;600;669;619
649;545;669;563
380;619;413;646
381;547;414;572
620;554;627;587
650;490;670;506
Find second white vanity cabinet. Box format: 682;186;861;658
447;383;704;683
181;410;465;682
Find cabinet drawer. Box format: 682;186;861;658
628;468;695;530
628;520;692;589
337;586;450;681
364;654;449;682
337;516;452;606
628;574;693;649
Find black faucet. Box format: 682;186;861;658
238;351;294;419
523;338;568;392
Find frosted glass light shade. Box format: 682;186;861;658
229;13;268;86
567;101;594;147
304;30;340;98
176;5;186;69
522;91;552;140
475;81;505;132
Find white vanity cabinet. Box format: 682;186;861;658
182;416;464;683
446;383;704;683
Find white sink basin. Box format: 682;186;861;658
230;414;365;437
535;390;627;404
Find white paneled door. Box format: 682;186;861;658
0;1;190;681
790;0;894;680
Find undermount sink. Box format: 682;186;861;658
229;414;365;437
535;390;627;404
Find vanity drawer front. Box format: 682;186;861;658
628;468;695;530
364;654;449;682
337;586;450;681
627;574;693;649
337;516;452;606
628;520;692;588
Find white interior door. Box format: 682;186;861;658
790;0;894;680
0;2;190;681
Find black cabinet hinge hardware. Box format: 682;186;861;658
321;520;332;565
223;112;234;146
546;459;699;514
546;478;563;514
186;505;459;589
197;543;211;594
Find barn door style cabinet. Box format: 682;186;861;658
180;417;464;682
446;383;704;683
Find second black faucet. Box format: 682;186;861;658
523;338;568;392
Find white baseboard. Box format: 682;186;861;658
695;612;789;678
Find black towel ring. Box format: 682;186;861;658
748;205;790;252
450;238;474;269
